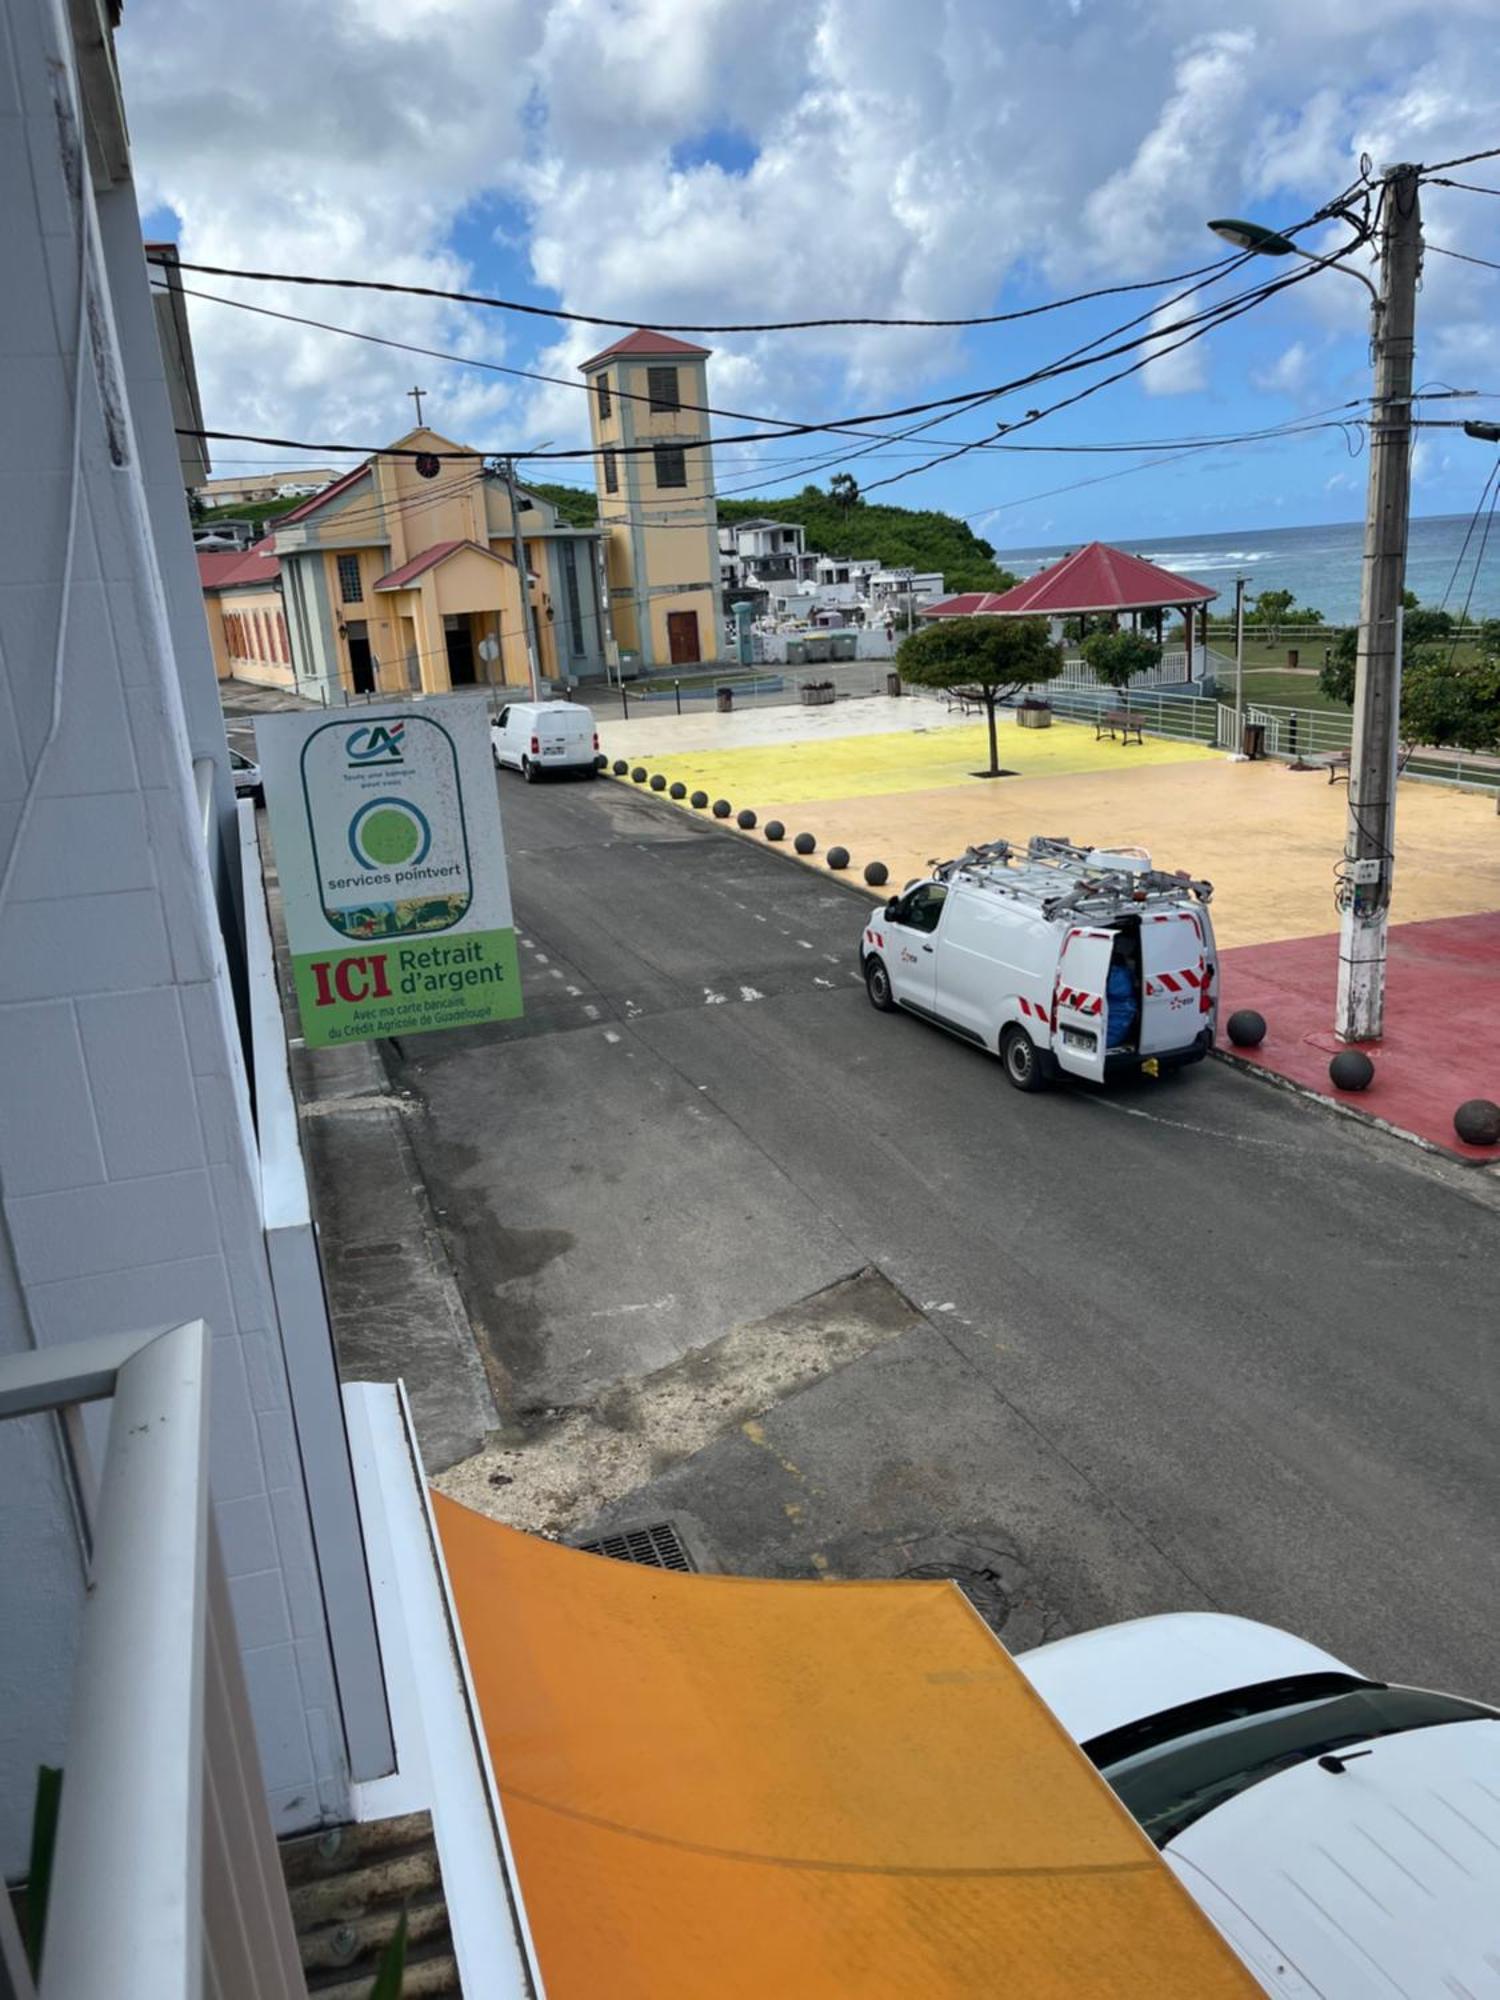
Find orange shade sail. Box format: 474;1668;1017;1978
434;1494;1254;1998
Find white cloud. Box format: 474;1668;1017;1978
1141;303;1208;396
1253;341;1312;395
116;0;1500;491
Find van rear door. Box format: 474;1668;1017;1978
1052;928;1112;1082
1140;910;1209;1055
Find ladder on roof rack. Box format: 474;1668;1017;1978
929;834;1213;918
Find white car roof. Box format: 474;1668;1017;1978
1016;1613;1355;1746
1166;1718;1500;1996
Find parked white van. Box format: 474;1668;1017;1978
491;701;600;780
859;835;1217;1091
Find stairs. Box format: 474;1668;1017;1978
279;1811;460;1998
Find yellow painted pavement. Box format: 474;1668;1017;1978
616;717;1500;950
628;715;1217;807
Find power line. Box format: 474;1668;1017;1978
147;249;1244;336
1424;178;1500;197
1421;144;1500;175
1426;242;1500;274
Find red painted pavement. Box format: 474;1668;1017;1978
1217;911;1500;1162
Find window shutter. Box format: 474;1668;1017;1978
647;366;680;413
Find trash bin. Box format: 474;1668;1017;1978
886;671;902;698
1286;648;1299;670
1242;721;1266;760
716;687;734;714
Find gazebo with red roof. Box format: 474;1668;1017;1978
922;540;1217;677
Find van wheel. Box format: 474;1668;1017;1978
522;758;537;783
864;957;895;1012
1001;1025;1048;1092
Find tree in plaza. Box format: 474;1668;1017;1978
1400;654;1500;753
896;616;1064;776
1081;626;1161;697
1319;595;1464;708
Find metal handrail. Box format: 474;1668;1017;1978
0;1324;303;2000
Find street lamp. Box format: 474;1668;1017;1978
1209;175;1422;1044
1208;217;1380;311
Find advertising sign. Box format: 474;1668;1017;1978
256;699;521;1047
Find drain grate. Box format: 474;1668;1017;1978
574;1520;695;1572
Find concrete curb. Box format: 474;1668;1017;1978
1212;1047;1500;1169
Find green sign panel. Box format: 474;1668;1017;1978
256;700;521;1047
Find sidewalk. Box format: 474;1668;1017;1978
1218;911;1500;1162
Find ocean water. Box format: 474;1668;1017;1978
992;514;1500;625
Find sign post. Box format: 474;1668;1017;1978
256;698;521;1048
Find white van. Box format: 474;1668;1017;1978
491;701;599;781
859;835;1217;1091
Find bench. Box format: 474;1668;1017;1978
944;687;987;717
1324;744;1413;785
1096;709;1144;746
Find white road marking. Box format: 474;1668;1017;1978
566;984;581;996
1087;1095;1301;1152
813;977;835;988
534;953;550;965
583;1004;601;1020
739;986;765;1002
753;914;768;923
549;969;564;980
796;939;813;950
703;988;728;1005
603;1030;621;1044
587;1295;677;1319
823;954;840;964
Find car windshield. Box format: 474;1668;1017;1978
230;749;250;770
1099;1684;1493;1847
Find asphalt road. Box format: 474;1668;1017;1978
390;764;1500;1698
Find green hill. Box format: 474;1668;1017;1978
526;478;1014;594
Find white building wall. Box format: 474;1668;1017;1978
0;0;348;1868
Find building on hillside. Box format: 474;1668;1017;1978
145;242;208;492
198;438;612;701
719;518;811;589
582;331;721;669
198;538;290;683
196;466;339;508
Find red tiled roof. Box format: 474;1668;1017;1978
919;591;1015;619
580;328;713;371
979;542;1218;617
372;539;510;592
197;537;280;590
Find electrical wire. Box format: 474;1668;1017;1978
1421;145;1500;175
1436;460;1500;613
1424;178;1500;197
147;249;1245;336
1426;243;1500;274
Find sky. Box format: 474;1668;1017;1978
121;0;1500;557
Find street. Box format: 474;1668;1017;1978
388;765;1500;1699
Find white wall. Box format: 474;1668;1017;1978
0;0;348;1867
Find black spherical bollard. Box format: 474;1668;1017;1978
669;782;686;800
649;773;666;791
1226;1009;1267;1049
1454;1098;1500;1147
1329;1049;1374;1092
736;808;757;829
794;832;816;855
690;790;709;809
595;753;608;770
827;845;850;870
631;766;648;783
712;798;732;819
863;860;889;887
612;759;628;776
764;820;785;842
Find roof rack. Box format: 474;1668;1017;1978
928;835;1213;921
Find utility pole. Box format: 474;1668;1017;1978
1336;164;1422;1044
502;456;542;701
1232;573;1248;757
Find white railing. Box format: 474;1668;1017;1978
1024;683;1222;744
0;1324;304;2000
1054;650;1202;692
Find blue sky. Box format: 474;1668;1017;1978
124;0;1500;553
